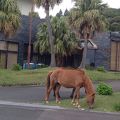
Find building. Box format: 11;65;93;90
110;32;120;71
87;32;120;71
0;15;44;68
0;15;120;71
0;0;120;71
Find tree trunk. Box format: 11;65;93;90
79;35;88;69
27;0;34;68
45;9;56;67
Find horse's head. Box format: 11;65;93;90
87;93;95;109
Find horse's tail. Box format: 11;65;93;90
46;71;53;90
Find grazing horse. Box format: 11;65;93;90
45;68;95;109
47;70;75;99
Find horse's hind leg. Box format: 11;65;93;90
45;81;54;103
53;83;61;99
76;87;80;108
55;84;61;103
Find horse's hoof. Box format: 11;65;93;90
73;103;76;106
45;101;49;104
76;103;79;106
56;101;61;104
71;100;74;104
77;105;81;108
58;101;61;104
80;108;85;110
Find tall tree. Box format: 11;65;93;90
0;0;21;37
69;0;108;68
64;9;69;16
34;0;62;67
56;9;63;17
34;16;78;66
27;0;34;68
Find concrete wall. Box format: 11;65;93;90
87;32;111;70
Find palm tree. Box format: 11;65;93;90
0;0;21;38
69;0;108;68
34;16;78;66
34;0;62;67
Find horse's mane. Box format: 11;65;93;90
59;67;85;72
84;75;95;96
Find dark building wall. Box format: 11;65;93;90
87;32;111;70
0;15;45;67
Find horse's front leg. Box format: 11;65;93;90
72;87;80;108
71;88;77;105
70;88;75;99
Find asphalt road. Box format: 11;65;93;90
0;86;78;102
0;80;120;120
0;104;120;120
0;80;119;103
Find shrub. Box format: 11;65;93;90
85;65;95;70
113;103;120;111
12;64;22;71
97;82;113;95
97;66;106;72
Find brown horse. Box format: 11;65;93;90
45;68;95;109
47;70;75;99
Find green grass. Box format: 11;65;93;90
87;70;120;81
0;67;54;86
0;67;120;86
45;92;120;112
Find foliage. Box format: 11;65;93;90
103;8;120;31
0;0;21;37
34;0;62;8
96;66;106;72
12;64;22;71
34;16;78;58
85;65;95;70
34;0;63;67
64;9;70;16
69;0;108;34
29;11;39;18
113;103;120;111
97;82;113;95
68;0;108;68
56;9;63;17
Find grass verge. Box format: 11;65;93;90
44;92;120;112
0;67;120;86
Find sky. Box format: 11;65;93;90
35;0;120;18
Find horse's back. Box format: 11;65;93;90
50;68;86;88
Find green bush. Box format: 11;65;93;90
85;65;95;70
12;64;22;71
113;103;120;111
97;82;113;95
97;66;106;72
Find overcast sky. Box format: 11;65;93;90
35;0;120;18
